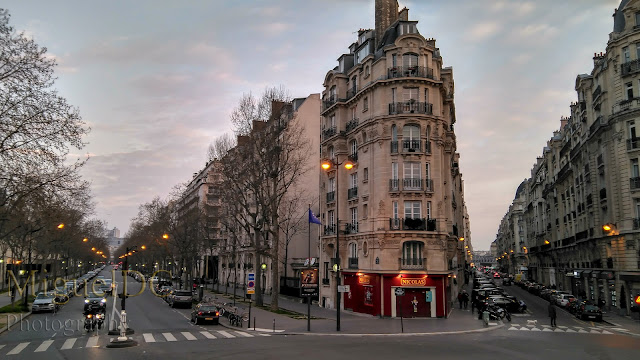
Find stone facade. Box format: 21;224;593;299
495;0;640;315
319;2;470;318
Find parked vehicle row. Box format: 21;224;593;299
472;272;527;317
31;265;108;313
515;279;602;322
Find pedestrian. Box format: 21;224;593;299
471;297;476;314
462;290;469;309
457;292;464;309
598;298;606;311
548;301;557;327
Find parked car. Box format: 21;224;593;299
556;294;576;307
190;303;219;325
169;289;194;308
486;297;525;313
576;304;603;321
32;292;60;313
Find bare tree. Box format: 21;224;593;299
207;133;236;162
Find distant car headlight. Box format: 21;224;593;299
101;298;106;303
84;299;89;303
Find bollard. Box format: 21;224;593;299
273;319;275;333
253;317;256;331
482;311;489;326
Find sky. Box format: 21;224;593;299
3;0;622;250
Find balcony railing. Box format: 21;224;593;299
348;153;358;162
347;186;358;199
592;85;601;100
391;141;399;154
346;118;359;132
348;257;358;269
634;218;640;230
628;138;639;151
425;140;431;154
389;179;400;191
323;224;336;235
344;222;358;234
346;87;357;100
402;139;422;152
388;218;437;231
613;98;640;114
621;59;640;76
322;95;337;111
399;257;426;270
403;178;423;190
326;191;335;203
388;66;435;80
425;179;434;192
389;101;433;115
631;177;640;190
322;126;337;140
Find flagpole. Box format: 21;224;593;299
307;203;311;332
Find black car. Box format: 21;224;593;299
190;303;219;325
576;304;602;321
486;297;525;313
84;292;107;313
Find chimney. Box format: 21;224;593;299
375;0;399;48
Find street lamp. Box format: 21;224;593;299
321;157;354;332
120;246;140;311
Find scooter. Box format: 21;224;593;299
84;313;97;331
95;313;104;329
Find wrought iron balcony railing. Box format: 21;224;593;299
344;222;358;234
387;66;435;80
347;186;358;199
346;118;359;132
631;177;640;190
348;257;358;269
390;141;399;154
389;179;400;191
388;218;437;231
402;139;421;152
403;178;423;190
628;138;639;151
326;191;335;203
399;257;426;270
323;224;336;235
322;126;337;140
389;101;433;115
621;59;640;76
425;140;431;154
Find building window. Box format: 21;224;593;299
424;88;429;103
391;87;396;103
392;162;398;180
632;159;639;178
324;262;329;281
351;76;357;93
329;114;336;128
404;200;421;219
624;46;631;63
636;12;640;27
329;146;335;160
350;172;358;189
393;201;399;219
363;204;368;219
350;207;358;231
637;43;640;61
425;163;431;180
404;162;421;187
349;242;358;258
392;53;397;67
403;87;418;102
402;241;424;266
629;120;637;139
328;177;335;192
363;168;369;182
330;86;336;101
364;66;370;78
627;82;634;100
403;53;418;68
328;210;335;226
363;97;368;111
403;124;420;140
427;201;432;219
392;124;398;141
350;140;358;158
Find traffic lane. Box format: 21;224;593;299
111;270;195;332
500;284;600;326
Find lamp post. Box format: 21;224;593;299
120;246;138;311
321;157;353;332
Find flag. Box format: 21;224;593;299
308;209;322;225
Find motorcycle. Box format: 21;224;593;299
84;313;97;331
95;313;104;329
479;303;511;322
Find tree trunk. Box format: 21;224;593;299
270;214;280;311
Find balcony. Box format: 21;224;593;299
590;116;606;136
403;178;423;191
389;179;400;191
621;59;640;76
399;257;426;270
425;140;431;154
425;179;434;192
348;257;358;269
592;85;601;100
389;101;433;115
613;98;640;114
346;87;357;100
388;65;435;80
344;222;358;234
322;278;330;285
634;218;640;230
322;126;337;140
628;138;640;151
326;191;335;203
402;139;422;152
323;224;336;236
631;177;640;190
322;95;337;111
390;141;399;154
348;153;358;162
346;118;359;132
347;186;358;199
388;218;437;231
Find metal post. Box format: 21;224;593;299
248;298;252;328
336;164;341;332
307;203;312;332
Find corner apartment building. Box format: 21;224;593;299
318;0;470;318
495;0;640;316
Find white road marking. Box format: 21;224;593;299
143;333;156;343
182;332;197;340
234;331;253;337
601;330;613;334
531;328;541;331
35;340;54;352
508;327;519;331
578;329;588;333
0;345;5;351
51;332;57;338
542;328;553;332
7;342;29;355
518;327;530;331
216;330;235;338
163;332;177;342
250;327;285;333
565;329;576;333
61;338;77;350
200;331;216;339
86;336;99;347
554;328;565;332
256;333;271;337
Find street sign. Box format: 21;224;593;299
247;273;255;295
425;290;432;302
635;295;640;305
395;288;405;296
337;285;350;293
300;268;318;297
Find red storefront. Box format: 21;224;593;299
343;272;450;318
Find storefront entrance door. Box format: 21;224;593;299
395;288;430;317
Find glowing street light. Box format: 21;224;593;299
162;234;169;239
83;238;88;242
57;223;65;229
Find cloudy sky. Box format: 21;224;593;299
3;0;621;250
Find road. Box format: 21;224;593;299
0;266;638;359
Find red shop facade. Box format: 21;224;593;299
342;271;451;318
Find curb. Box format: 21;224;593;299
0;311;32;336
279;323;505;336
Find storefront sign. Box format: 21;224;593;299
401;278;426;286
358;275;371;285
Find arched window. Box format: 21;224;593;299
403;53;418;67
401;241;424;267
402;124;421;152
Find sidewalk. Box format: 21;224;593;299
204;283;497;335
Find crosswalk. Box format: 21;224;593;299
507;324;616;334
0;329;270;355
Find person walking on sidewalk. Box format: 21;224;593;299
548;301;557;327
462;290;469;309
457;292;464;309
